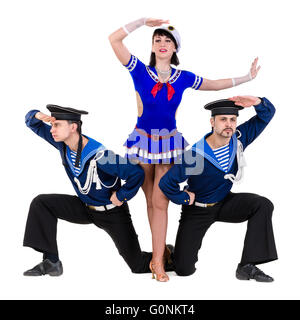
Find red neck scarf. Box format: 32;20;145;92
151;82;175;101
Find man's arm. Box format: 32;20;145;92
97;150;145;204
25;110;61;149
159;152;199;205
159;164;192;205
229;96;276;149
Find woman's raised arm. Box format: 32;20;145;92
108;18;169;65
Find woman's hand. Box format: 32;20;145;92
200;57;261;91
145;18;169;27
250;57;261;79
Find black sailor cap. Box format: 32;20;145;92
204;99;244;116
46;104;88;121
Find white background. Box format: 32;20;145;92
0;0;299;300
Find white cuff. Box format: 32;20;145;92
122;25;130;35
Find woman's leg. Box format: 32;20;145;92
139;163;155;227
91;203;152;274
150;163;173;281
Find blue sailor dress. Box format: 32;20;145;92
123;55;203;164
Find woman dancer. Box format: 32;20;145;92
109;18;260;282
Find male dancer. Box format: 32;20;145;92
24;105;171;276
159;96;277;282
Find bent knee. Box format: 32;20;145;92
130;267;145;274
30;194;49;207
175;266;196;277
175;257;196;276
257;196;274;213
129;261;149;274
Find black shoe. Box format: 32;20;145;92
23;259;63;277
165;244;175;272
236;263;274;282
166;244;174;256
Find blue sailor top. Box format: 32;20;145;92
124;55;203;133
25;110;145;206
159;98;276;205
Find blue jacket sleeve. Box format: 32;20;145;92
159;151;199;205
237;97;276;150
97;150;145;202
25;110;62;150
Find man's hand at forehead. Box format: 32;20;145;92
228;96;261;108
35;111;56;123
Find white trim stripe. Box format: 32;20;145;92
221;166;229;171
67;149;82;176
146;66;159;82
191;75;198;89
126;55;138;72
216;153;230;161
212;144;230;173
125;147;184;160
169;70;182;84
214;149;229;157
219;158;229;164
213;143;229;152
192;75;202;90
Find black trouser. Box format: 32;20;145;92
174;192;278;276
23;194;152;273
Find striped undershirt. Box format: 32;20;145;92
69;150;81;175
213;143;230;172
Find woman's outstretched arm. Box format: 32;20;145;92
199;57;261;91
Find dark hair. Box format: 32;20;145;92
149;29;179;67
68;120;82;134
